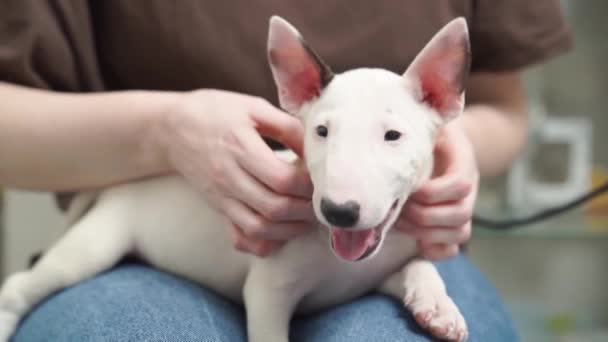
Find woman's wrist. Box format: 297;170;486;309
140;90;187;178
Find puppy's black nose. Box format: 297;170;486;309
321;198;360;227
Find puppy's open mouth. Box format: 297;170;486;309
329;200;399;262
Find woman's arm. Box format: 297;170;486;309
461;71;529;178
0;82;177;191
0;83;313;256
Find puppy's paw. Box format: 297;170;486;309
0;272;30;342
0;309;19;342
0;272;29;312
404;288;468;341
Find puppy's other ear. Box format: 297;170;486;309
404;18;471;123
267;16;334;114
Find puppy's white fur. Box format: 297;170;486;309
0;16;471;342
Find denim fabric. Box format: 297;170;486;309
13;254;519;342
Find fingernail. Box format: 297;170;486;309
254;244;271;257
233;239;248;253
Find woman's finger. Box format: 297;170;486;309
225;158;315;222
401;200;473;227
417;241;460;261
410;173;473;205
221;197;311;240
249;98;305;157
400;221;472;245
234;128;313;198
228;223;285;257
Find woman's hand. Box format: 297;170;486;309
395;120;479;260
160;89;315;257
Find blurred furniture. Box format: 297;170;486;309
0;188;3;276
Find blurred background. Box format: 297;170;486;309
470;1;608;341
0;1;606;341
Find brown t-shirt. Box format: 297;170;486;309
0;0;573;208
1;0;573;94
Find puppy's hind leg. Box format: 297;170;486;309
0;193;134;341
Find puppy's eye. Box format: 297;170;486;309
316;125;328;138
384;130;402;141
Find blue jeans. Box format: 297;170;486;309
12;254;519;341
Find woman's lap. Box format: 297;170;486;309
13;254;519;342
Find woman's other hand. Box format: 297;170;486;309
396;120;479;260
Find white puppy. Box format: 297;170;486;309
0;16;471;342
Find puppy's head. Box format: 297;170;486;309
268;16;470;262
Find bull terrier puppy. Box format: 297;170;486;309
0;16;471;342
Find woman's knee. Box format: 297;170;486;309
13;262;247;342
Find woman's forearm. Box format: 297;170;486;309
460;72;529;178
0;82;178;191
460;104;529;178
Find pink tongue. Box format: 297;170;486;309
331;229;375;261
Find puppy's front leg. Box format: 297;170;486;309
379;258;468;342
244;264;306;342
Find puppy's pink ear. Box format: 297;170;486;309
404;18;471;123
267;16;334;114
